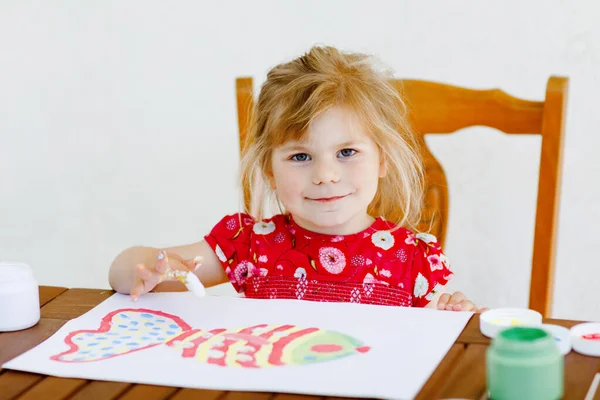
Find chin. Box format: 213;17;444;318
310;212;354;228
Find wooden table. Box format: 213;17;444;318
1;287;599;400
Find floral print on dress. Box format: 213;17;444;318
413;273;429;298
405;232;417;246
225;218;236;230
426;282;444;301
371;231;394;250
253;221;275;235
233;261;255;286
204;213;452;308
294;267;307;279
427;254;444;271
215;245;227;262
318;247;346;274
416;232;437;244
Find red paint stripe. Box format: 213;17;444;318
310;344;343;353
223;333;270;346
238;324;268;334
268;328;320;366
165;329;201;345
236;359;259;368
208;352;227;367
180;328;227;358
259;325;295;339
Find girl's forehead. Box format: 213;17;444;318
309;106;364;134
290;107;371;146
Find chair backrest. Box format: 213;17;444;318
235;76;568;317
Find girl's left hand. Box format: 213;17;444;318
437;291;488;313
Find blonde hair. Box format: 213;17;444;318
239;45;424;231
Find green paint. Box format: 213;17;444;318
487;327;563;400
287;330;364;365
500;327;548;342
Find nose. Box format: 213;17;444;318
312;158;341;185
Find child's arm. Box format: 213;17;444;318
108;240;228;300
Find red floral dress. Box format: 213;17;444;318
204;213;453;307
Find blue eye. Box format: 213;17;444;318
338;149;356;158
291;153;311;162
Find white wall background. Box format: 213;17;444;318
1;1;598;320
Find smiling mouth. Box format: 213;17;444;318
308;195;348;203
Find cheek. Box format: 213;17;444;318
272;169;304;200
276;179;303;197
348;159;380;182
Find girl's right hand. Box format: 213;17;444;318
130;250;200;301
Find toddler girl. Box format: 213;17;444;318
109;46;482;312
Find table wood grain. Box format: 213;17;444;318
1;287;599;400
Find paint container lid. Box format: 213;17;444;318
0;262;35;283
570;322;600;357
540;324;572;355
480;308;543;338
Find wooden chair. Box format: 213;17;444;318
235;76;569;317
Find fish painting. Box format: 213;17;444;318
51;309;370;368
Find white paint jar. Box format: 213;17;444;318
0;262;40;331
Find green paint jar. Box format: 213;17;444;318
486;327;563;400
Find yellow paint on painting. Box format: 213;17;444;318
253;342;274;367
225;340;249;368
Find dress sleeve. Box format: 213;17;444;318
204;213;255;293
409;232;454;307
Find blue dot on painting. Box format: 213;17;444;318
144;322;154;327
101;347;112;351
141;313;153;318
153;327;161;331
169;324;178;329
140;336;150;340
122;336;131;339
102;353;114;357
107;332;118;336
149;332;159;336
156;319;165;323
129;328;138;331
131;321;139;325
112;340;121;344
86;333;94;336
118;325;127;328
76;337;83;341
97;337;107;340
73;357;84;361
303;355;317;361
157;337;165;341
126;342;140;346
120;314;129;319
166;331;175;335
89;343;99;346
80;351;90;354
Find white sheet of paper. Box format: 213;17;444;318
3;293;472;400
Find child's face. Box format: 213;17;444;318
270;106;386;235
